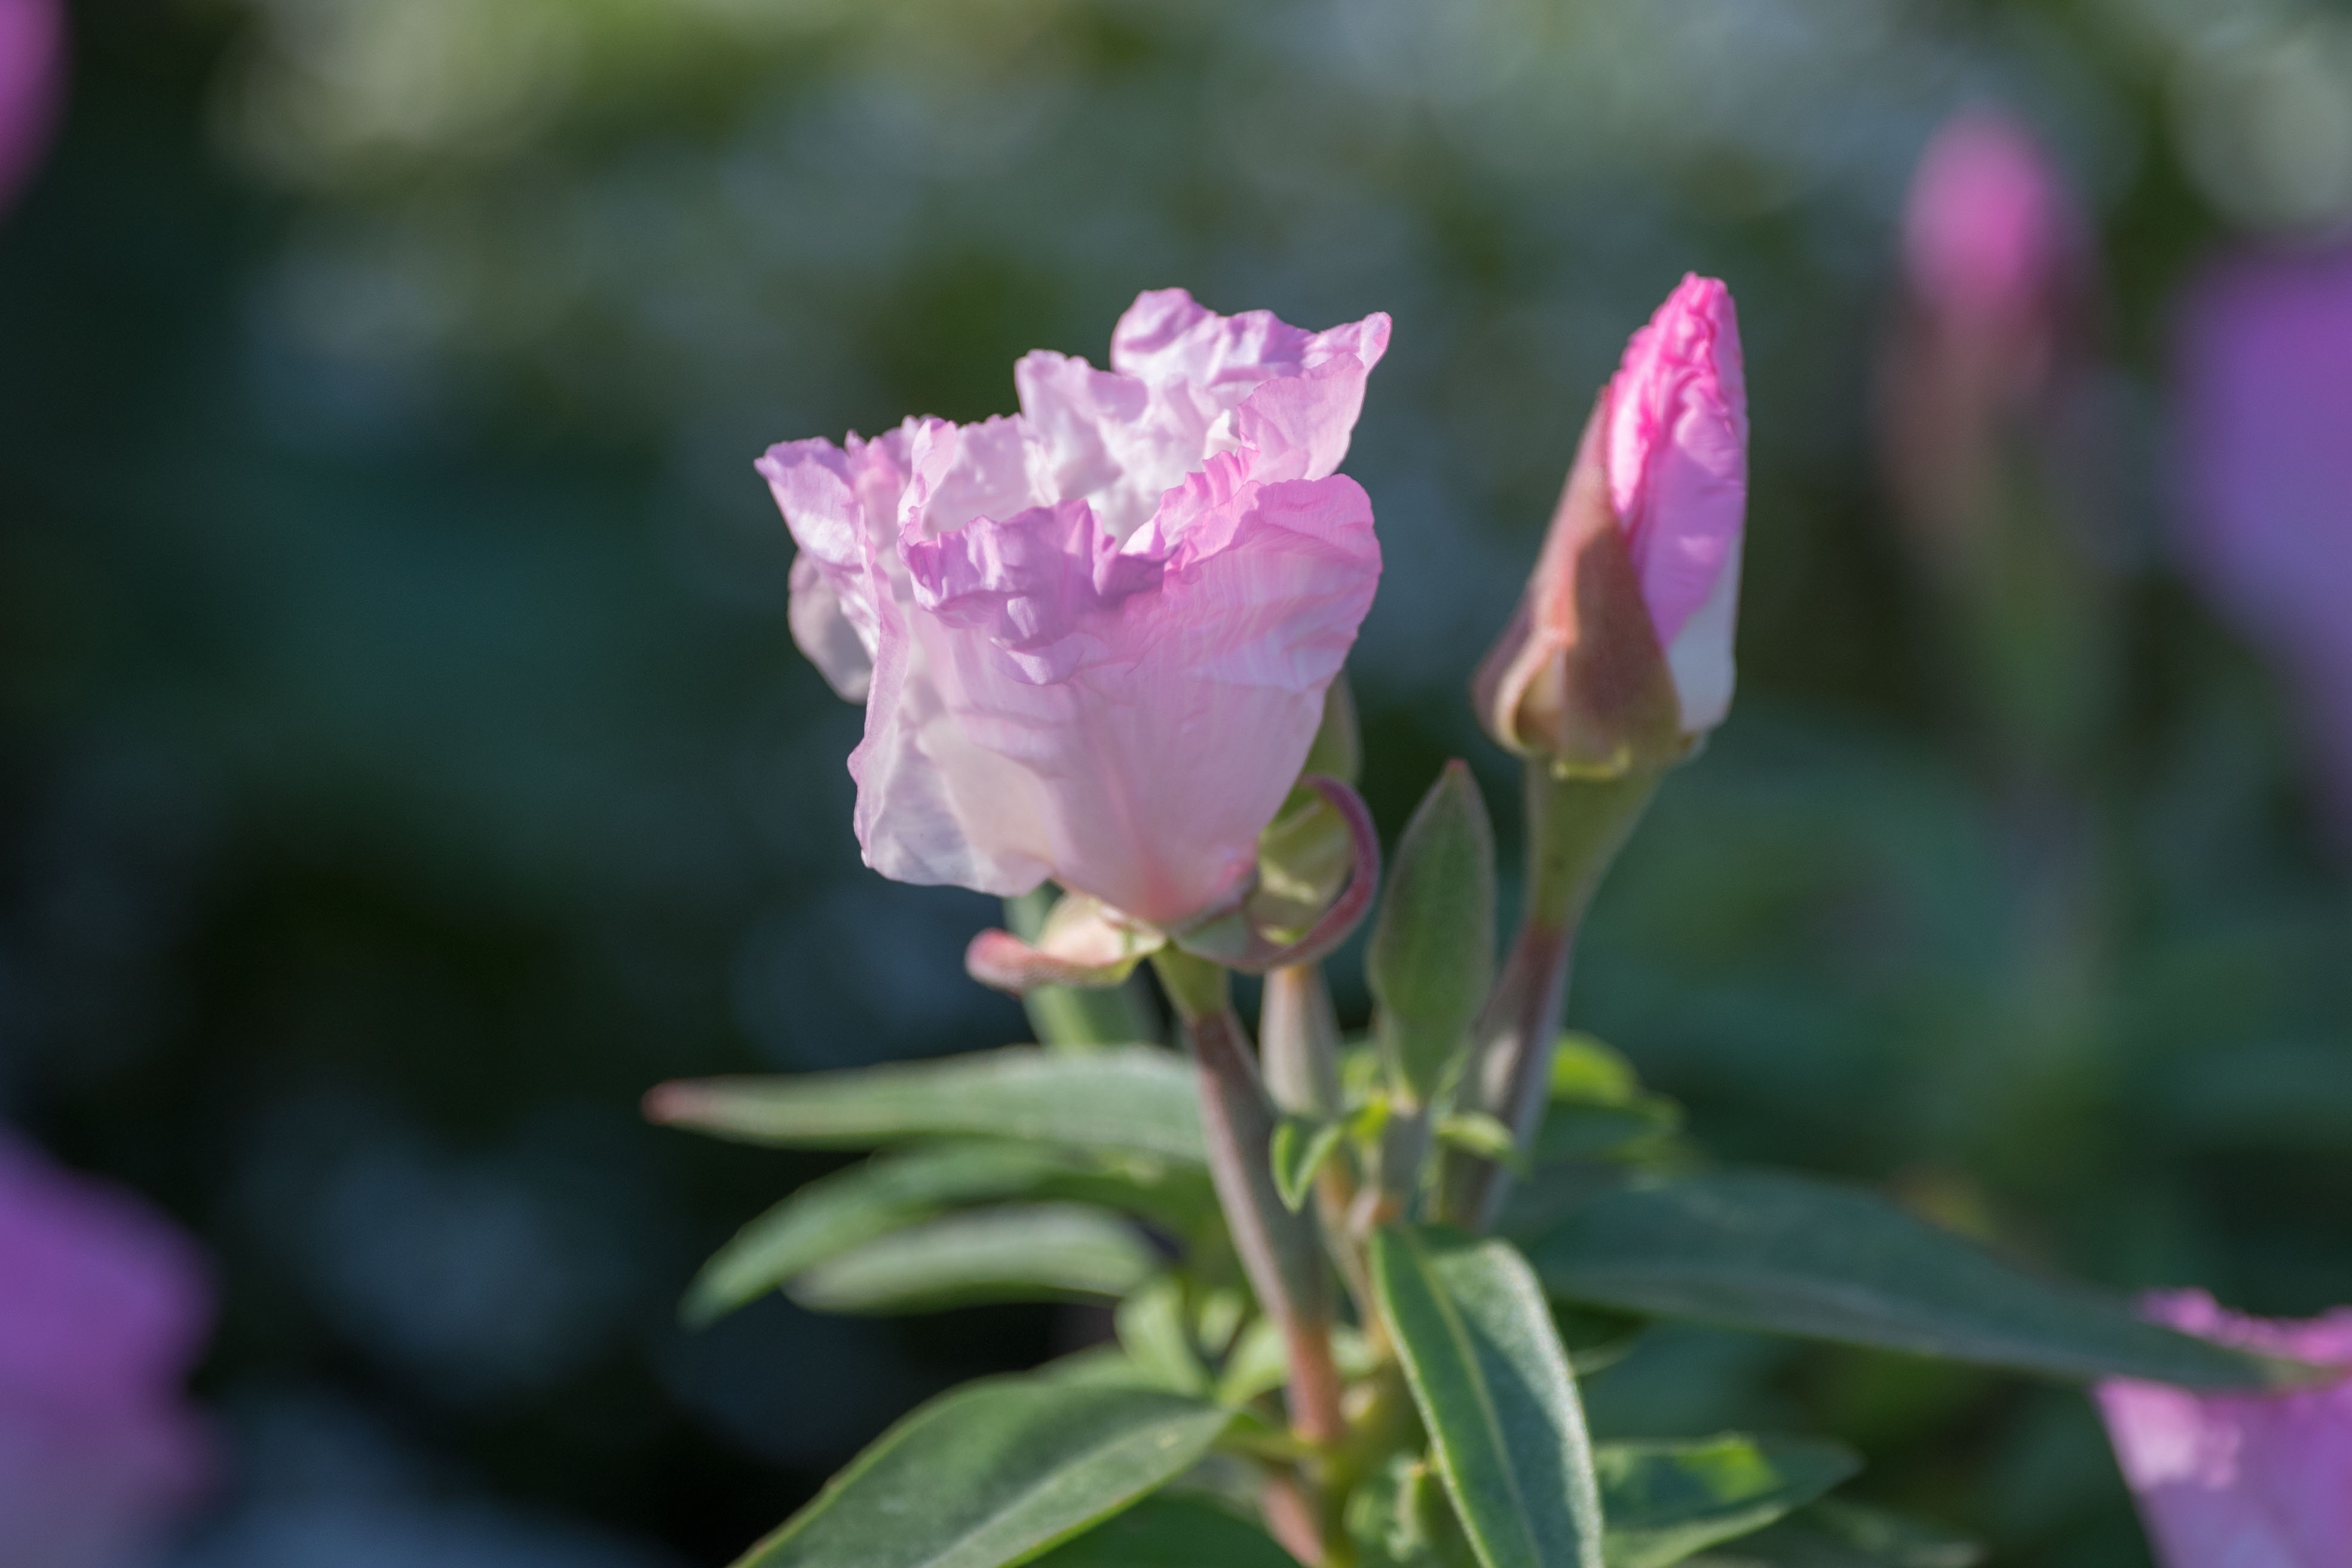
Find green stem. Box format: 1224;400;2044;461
1432;761;1661;1230
1153;950;1346;1448
1261;964;1374;1317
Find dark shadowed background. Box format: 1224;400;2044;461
5;1;2351;1563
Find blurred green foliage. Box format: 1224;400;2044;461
4;0;2351;1564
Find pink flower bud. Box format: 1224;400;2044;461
1474;274;1748;768
2172;246;2352;840
0;1129;215;1567
0;0;63;214
2095;1290;2352;1567
763;292;1389;931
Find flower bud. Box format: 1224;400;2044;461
1474;275;1748;772
1367;760;1496;1104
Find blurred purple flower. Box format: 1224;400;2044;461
0;0;63;213
0;1129;215;1567
2096;1290;2352;1567
2173;246;2352;832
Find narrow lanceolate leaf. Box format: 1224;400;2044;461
685;1144;1210;1327
788;1205;1159;1315
1518;1170;2308;1388
740;1376;1230;1568
1595;1436;1859;1568
1370;1227;1604;1568
647;1047;1205;1166
1028;1494;1304;1568
682;1147;1195;1335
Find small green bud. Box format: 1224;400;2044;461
1367;760;1497;1104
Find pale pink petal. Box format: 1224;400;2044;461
1603;274;1749;727
856;451;1380;929
0;0;63;215
2096;1290;2352;1568
759;423;916;702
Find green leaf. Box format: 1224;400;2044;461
789;1205;1159;1315
1548;1034;1642;1105
1116;1276;1209;1396
1518;1170;2307;1388
737;1374;1233;1568
1595;1436;1860;1568
1531;1102;1681;1165
1370;1227;1604;1568
1271;1115;1348;1211
648;1046;1205;1165
1368;762;1497;1102
1680;1500;1983;1567
1438;1111;1527;1174
685;1144;1210;1327
1029;1494;1304;1568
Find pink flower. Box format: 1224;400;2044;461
0;1129;215;1568
0;0;63;214
2172;246;2352;838
1475;274;1748;765
762;291;1389;930
2096;1290;2352;1567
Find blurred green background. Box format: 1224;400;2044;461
5;0;2350;1563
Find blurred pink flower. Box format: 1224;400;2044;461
0;1129;214;1568
1476;274;1748;763
1903;109;2080;335
1883;109;2091;556
2173;246;2352;833
762;291;1388;930
2096;1290;2352;1567
0;0;63;213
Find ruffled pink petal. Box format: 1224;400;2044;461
760;423;916;702
1601;275;1748;736
855;447;1380;929
2095;1290;2352;1568
1110;288;1391;396
1017;294;1392;545
1014;351;1218;544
